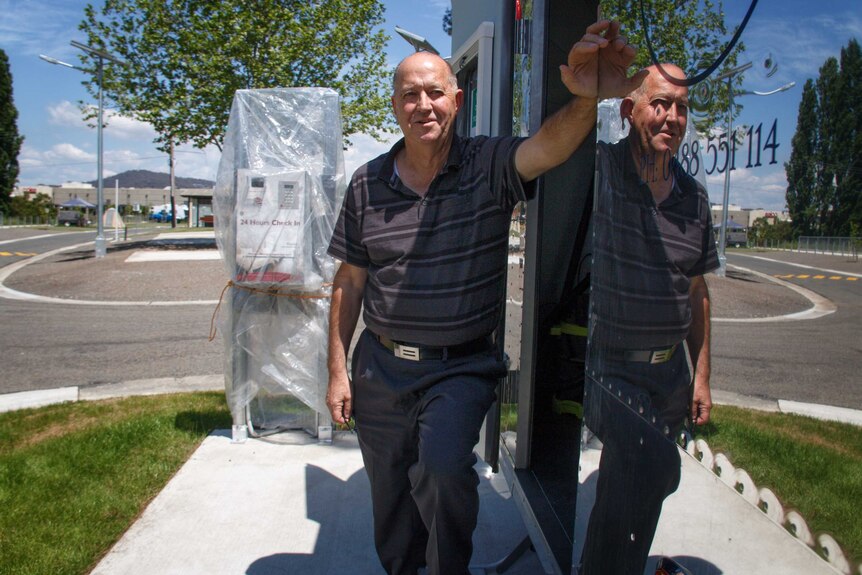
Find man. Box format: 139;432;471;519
578;63;719;574
326;20;645;575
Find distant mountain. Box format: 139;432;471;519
89;170;214;189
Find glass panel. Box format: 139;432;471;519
576;2;859;574
500;0;534;456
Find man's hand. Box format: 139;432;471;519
559;20;647;100
690;375;712;426
326;372;352;424
687;275;712;427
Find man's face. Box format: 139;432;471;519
625;67;689;162
391;53;462;146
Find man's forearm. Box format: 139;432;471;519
327;264;366;377
514;95;598;182
687;275;711;381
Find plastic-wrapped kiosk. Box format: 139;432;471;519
213;88;346;443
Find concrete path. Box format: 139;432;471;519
89;431;544;575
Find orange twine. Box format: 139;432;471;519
208;280;333;342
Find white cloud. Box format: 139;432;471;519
17;141;98;184
706;166;788;211
743;10;862;90
52;142;94;161
103;111;159;141
47;101;87;128
47;101;158;141
343;132;400;179
0;0;88;58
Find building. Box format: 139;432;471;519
51;185;208;217
710;204;791;228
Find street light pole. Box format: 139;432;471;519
712;62;751;276
95;54;106;256
40;42;123;259
710;62;794;276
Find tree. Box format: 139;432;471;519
814;57;840;235
785;39;862;238
442;7;452;36
749;216;793;246
79;0;392;152
785;79;819;236
603;0;746;131
833;39;862;236
9;193;56;221
0;48;24;216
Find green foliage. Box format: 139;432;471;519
834;40;862;237
8;193;57;221
748;216;794;244
785;39;862;238
78;0;393;152
696;405;862;565
0;48;24;215
443;6;452;36
0;392;231;575
602;0;746;131
785;79;819;236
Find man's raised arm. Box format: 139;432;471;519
514;19;647;182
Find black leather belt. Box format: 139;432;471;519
608;344;678;364
374;333;493;361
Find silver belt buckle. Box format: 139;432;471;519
394;343;421;361
650;347;673;364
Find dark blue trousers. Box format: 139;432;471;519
579;350;691;575
351;329;505;575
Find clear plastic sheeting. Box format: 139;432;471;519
213;88;346;441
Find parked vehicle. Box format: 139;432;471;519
726;229;748;247
148;204;187;223
57;210;87;226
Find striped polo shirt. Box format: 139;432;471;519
328;135;532;346
590;138;719;349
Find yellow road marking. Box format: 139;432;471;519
0;252;10;256
14;252;37;257
769;273;859;282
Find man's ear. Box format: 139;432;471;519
455;88;464;113
619;97;634;129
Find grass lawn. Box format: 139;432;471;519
696;405;862;565
0;392;231;575
1;394;858;574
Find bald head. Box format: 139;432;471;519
393;52;458;95
628;64;688;103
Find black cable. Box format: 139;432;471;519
638;0;759;87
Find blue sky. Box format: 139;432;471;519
0;0;451;189
1;1;860;211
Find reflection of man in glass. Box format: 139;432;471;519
579;64;718;575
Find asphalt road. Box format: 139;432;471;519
712;251;861;410
0;227;224;395
1;228;859;412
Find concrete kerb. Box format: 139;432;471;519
715;263;837;323
711;389;862;426
0;375;224;413
0;236;220;306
